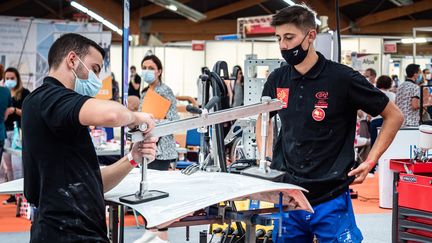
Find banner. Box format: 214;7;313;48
351;53;380;75
0;16;102;90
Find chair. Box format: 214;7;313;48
175;128;201;169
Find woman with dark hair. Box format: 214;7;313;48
2;67;30;204
139;55;179;171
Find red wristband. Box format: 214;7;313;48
366;161;376;167
128;153;138;167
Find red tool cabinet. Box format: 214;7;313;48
390;159;432;243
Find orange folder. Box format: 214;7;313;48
141;88;171;119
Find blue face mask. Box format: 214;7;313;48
141;69;156;84
416;74;424;84
73;57;102;97
5;79;17;89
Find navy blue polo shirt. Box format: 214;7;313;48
262;52;389;205
22;77;108;243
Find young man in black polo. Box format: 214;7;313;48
257;5;404;242
22;33;158;243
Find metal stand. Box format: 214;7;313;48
241;97;284;181
119;157;169;204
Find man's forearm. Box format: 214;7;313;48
101;156;135;193
80;99;136;127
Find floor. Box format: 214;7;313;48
0;174;393;242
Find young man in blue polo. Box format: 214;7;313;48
256;4;404;242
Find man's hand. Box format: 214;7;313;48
348;160;374;185
131;136;158;162
129;112;155;132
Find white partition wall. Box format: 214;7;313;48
163;46;204;97
205;41;239;72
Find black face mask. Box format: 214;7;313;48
281;31;310;66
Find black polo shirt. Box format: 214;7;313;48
22;77;108;243
262;52;389;205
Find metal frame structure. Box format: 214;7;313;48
412;27;432;63
239;58;284;159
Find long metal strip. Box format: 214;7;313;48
127;98;283;143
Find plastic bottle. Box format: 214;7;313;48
11;121;21;150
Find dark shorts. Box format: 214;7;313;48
273;190;363;243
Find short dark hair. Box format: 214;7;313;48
271;4;317;33
423;68;430;74
376;75;392;89
130;66;136;71
141;55;163;80
48;33;105;70
365;68;377;77
406;64;420;78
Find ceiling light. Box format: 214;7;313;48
167;4;178;12
401;38;427;44
283;0;296;5
148;0;206;22
70;1;132;41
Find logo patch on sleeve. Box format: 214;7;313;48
276;88;289;108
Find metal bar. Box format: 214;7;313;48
128;98;283;143
119;205;124;243
109;204;119;243
244;222;256;243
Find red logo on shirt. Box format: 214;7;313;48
315;91;328;99
312;108;325;121
314;91;329;109
277;88;289;108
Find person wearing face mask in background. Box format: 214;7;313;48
128;65;141;99
1;67;30;204
139;55;180;171
396;64;430;126
258;4;403;242
22;33;158;243
423;68;431;85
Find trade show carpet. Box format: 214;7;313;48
0;175;391;242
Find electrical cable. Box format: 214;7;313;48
209;227;222;243
263;229;273;243
220;226;234;243
228;229;239;243
233;233;245;243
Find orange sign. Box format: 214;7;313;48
95;76;113;100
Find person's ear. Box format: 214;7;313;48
308;30;317;43
66;51;77;70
